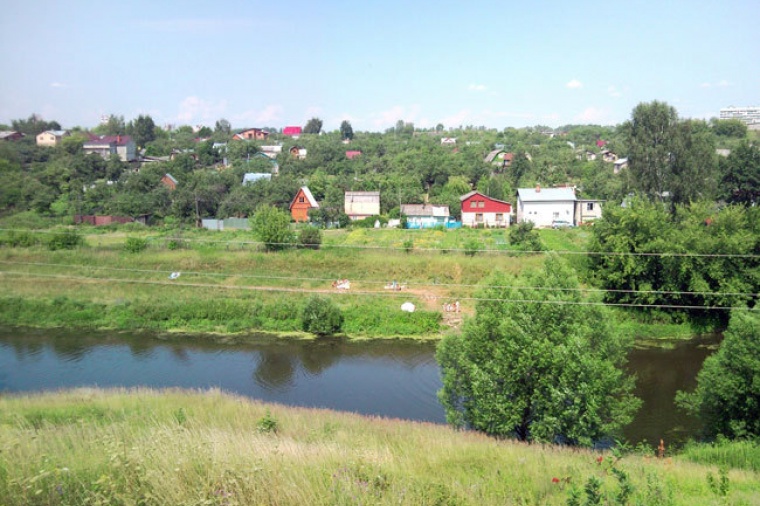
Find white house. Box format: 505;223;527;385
574;199;604;225
345;191;380;220
517;186;576;228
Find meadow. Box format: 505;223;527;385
1;388;758;506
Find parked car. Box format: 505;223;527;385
551;220;573;229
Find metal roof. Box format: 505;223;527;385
517;187;576;202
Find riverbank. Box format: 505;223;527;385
1;388;757;505
0;227;712;341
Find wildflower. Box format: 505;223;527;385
596;456;604;465
552;477;560;484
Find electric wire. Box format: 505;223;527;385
1;259;758;298
1;270;754;312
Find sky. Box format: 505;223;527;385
1;0;758;132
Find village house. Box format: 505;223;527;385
283;126;302;138
484;149;514;169
441;137;456;145
289;146;307;159
516;185;576;228
231;128;269;141
346;150;362;160
0;131;25;141
400;204;451;229
83;135;137;162
242;173;272;185
260;145;282;159
574;199;604;225
613;158;628;174
289;186;319;222
344;191;380;221
460;191;512;228
36;130;69;147
160;173;178;191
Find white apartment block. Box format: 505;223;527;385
720;106;760;129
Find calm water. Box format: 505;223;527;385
0;327;720;446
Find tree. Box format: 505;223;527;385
250;204;295;251
437;256;639;445
97;114;126;136
215;118;231;136
11;114;61;136
625;101;679;201
303;117;323;134
719;142;760;206
677;309;760;439
301;295;343;336
128;114;156;148
339;120;354;141
436;123;444;132
711;118;748;138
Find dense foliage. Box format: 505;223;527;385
677;309;760;440
437;256;639;445
300;295;344;336
587;200;760;324
250;204;294;251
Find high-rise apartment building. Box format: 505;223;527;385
719;106;760;129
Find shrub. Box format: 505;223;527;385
463;239;481;257
509;221;543;251
3;230;39;248
250;204;295;252
256;410;279;433
403;238;414;253
301;295;343;336
124;237;148;253
47;229;83;250
298;226;322;250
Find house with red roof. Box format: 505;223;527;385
289;186;319;222
346;150;362;160
283;126;302;137
460;191;512;228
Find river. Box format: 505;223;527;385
0;327;720;446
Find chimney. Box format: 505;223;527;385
536;184;541;193
117;135;121;144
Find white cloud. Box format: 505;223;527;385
700;82;712;88
717;79;731;87
700;79;731;89
468;84;487;92
50;82;66;88
608;85;622;98
566;79;583;89
439;109;472;127
176;96;228;124
371;105;421;128
233;104;283;125
574;107;612;124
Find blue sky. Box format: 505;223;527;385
1;0;757;132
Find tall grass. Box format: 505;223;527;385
680;439;760;472
0;389;758;506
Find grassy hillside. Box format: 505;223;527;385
1;388;758;505
0;225;699;339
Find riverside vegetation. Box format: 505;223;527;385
1;388;759;506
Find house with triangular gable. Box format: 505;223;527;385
289;186;319;222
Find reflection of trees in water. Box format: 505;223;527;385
48;337;91;362
253;350;295;390
299;339;343;375
168;346;190;363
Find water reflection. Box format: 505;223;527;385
0;327;719;445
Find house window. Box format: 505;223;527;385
476;213;483;222
496;213;503;222
470;201;477;208
586;202;594;211
553;212;560;219
478;201;485;208
299;197;305;203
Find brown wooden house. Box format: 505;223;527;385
289;186;319;222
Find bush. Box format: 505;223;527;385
2;230;39;248
298;226;322;250
301;295;343;336
509;221;543;251
250;205;295;252
47;229;83;250
124;237;148;253
463;239;481;257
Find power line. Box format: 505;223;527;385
0;270;754;312
2;228;758;259
2;260;758;298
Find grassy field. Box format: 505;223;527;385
1;388;758;506
0;224;701;340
